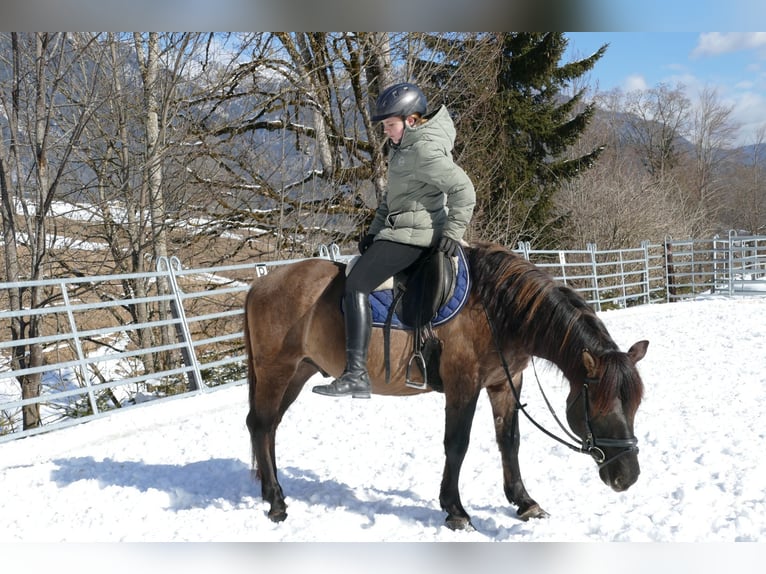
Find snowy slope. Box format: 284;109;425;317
1;297;765;546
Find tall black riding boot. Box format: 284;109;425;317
312;291;372;399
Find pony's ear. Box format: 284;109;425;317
582;349;598;379
627;340;649;363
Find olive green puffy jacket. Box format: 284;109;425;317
368;105;476;247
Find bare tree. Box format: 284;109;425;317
360;32;394;203
558;86;707;248
174;33;513;254
0;33;105;428
622;83;691;183
723;125;766;234
179;32;399;257
688;85;739;219
132;32;179;365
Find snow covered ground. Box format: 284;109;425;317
1;296;765;569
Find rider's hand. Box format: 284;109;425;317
437;236;460;258
358;234;375;254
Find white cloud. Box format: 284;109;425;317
623;74;648;91
734;79;756;90
692;32;766;58
729;90;766;145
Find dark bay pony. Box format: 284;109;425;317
244;241;648;530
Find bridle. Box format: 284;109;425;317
482;303;639;470
565;378;640;469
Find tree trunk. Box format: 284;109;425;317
362;32;393;203
134;32;175;371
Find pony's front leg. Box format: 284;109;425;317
486;380;550;521
440;390;480;530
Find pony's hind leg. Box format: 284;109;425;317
246;360;318;523
246;410;286;522
485;378;550;521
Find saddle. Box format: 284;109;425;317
349;244;470;391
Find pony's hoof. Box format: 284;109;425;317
267;507;287;523
517;503;549;521
445;515;474;531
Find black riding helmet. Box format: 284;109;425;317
371;82;427;122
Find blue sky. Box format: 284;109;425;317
590;1;766;31
564;32;766;146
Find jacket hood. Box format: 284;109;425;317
398;105;456;153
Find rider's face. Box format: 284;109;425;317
382;116;412;144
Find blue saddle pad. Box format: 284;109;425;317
368;247;470;330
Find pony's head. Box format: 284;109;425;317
565;340;648;492
467;242;649;494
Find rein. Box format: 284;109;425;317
481;302;639;469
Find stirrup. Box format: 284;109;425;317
405;351;428;390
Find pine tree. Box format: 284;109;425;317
484;33;606;248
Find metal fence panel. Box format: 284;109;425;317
0;250;342;443
2;234;765;443
664;231;766;301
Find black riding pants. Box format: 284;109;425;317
345;240;427;295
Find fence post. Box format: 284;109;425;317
558;251;568;285
328;243;342;261
728;230;735;297
517;241;531;260
712;234;721;294
586;243;601;312
618;249;627;307
60;282;100;415
641;241;651;304
664;237;675;302
157;256;203;392
317;244;330;259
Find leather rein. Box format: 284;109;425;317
481;303;639;469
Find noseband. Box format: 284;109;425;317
482;304;639;470
570;381;639;469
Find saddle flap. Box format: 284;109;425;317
398;248;456;329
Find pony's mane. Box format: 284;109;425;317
466;241;643;415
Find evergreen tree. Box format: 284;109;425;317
485;33;606;248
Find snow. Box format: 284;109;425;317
1;296;765;567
